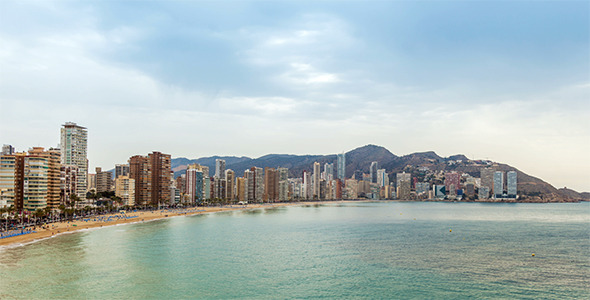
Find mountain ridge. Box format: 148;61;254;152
170;144;587;201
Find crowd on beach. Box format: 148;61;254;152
0;228;36;239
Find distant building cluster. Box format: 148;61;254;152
0;123;520;212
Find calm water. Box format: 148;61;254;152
1;201;589;299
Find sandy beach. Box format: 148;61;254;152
0;201;339;247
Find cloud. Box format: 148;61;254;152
218;96;302;115
235;14;353;89
0;1;588;191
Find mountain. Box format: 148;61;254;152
344;145;397;177
170;144;586;202
558;188;590;201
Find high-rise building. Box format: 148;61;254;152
201;166;210;178
313;162;321;199
95;167;113;193
245;169;254;201
129;151;171;206
129;155;149;205
478;186;490;200
203;177;211;200
60;122;88;200
377;169;388;187
337;152;346;180
115;175;135;206
322;163;334;181
213;177;226;199
175;174;186;195
28;147;61;209
303;171;312;200
60;165;78;206
344;179;358;199
215;159;226;179
278;168;288;182
1;153;49;211
493;171;504;198
507;171;517;198
278;167;289;202
396;172;411;200
115;164;130;179
236;177;246;202
2;144;14;155
225;169;235;201
0;155;17;208
254;167;264;202
444;172;460;196
148;152;171;206
334;179;343;199
87;173;96;191
480;168;495;197
370;161;378;183
264;167;278;202
186;167;203;204
245;167;263;202
170;187;180;205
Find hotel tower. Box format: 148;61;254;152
60;122;88;200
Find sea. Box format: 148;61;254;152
1;201;589;299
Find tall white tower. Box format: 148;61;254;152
61;122;88;199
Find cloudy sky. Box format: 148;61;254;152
0;1;588;191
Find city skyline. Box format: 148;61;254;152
0;1;588;191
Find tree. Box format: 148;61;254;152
69;194;81;208
111;196;123;206
34;209;45;225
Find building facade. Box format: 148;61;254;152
129;152;171;206
28;147;61;209
215;159;226;179
264;167;278;202
115;175;135;206
337;153;346;180
493;171;504;198
115;164;130;179
60;122;88;199
507;171;517;198
95;167;113;193
396;172;411;200
370;161;378;183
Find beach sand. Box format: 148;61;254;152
0;201;340;247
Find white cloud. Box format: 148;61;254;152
1;1;588;192
235;14;353;89
218;96;301;115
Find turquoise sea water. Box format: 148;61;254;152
1;201;589;299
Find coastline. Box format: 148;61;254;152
0;201;344;248
2;198;585;248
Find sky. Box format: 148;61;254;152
0;1;588;191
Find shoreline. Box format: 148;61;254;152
1;199;586;248
0;200;348;248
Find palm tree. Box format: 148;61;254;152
44;206;53;223
34;209;45;225
58;204;66;222
111;196;123;207
69;194;81;209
